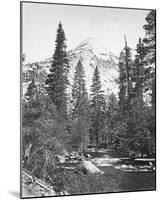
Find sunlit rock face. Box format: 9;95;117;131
22;37;119;98
68;37;119;96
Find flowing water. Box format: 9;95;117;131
61;148;156;192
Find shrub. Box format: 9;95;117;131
48;169;119;195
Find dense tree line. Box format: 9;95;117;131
105;10;156;155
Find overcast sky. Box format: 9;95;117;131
22;2;150;63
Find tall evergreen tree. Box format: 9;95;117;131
143;10;155;66
118;42;133;114
71;59;88;118
128;38;148;154
71;59;89;154
90;66;106;147
104;93;118;148
23;78;44;125
45;22;69;116
118;51;128;114
117;39;135;154
143;10;156;107
124;36;133;110
132;38;146;101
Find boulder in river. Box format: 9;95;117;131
76;160;104;175
56;155;66;164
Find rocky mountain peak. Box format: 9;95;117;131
75;37;115;62
68;37;119;96
23;37;119;98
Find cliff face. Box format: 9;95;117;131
67;37;119;96
22;37;119;98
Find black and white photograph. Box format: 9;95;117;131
21;2;156;198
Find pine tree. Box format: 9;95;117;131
45;22;69;116
71;59;88;118
71;59;89;155
90;66;106;147
132;38;146;101
105;93;118;148
117;39;134;154
118;42;133;114
25;78;37;102
143;10;156;107
118;51;128;114
127;38;148;154
23;78;44;126
124;36;133;110
143;10;155;66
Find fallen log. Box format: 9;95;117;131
22;171;53;192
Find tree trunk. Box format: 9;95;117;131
104;135;107;148
96;132;99;148
80;137;84;157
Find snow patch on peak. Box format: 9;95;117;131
68;37;119;96
76;37;109;57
